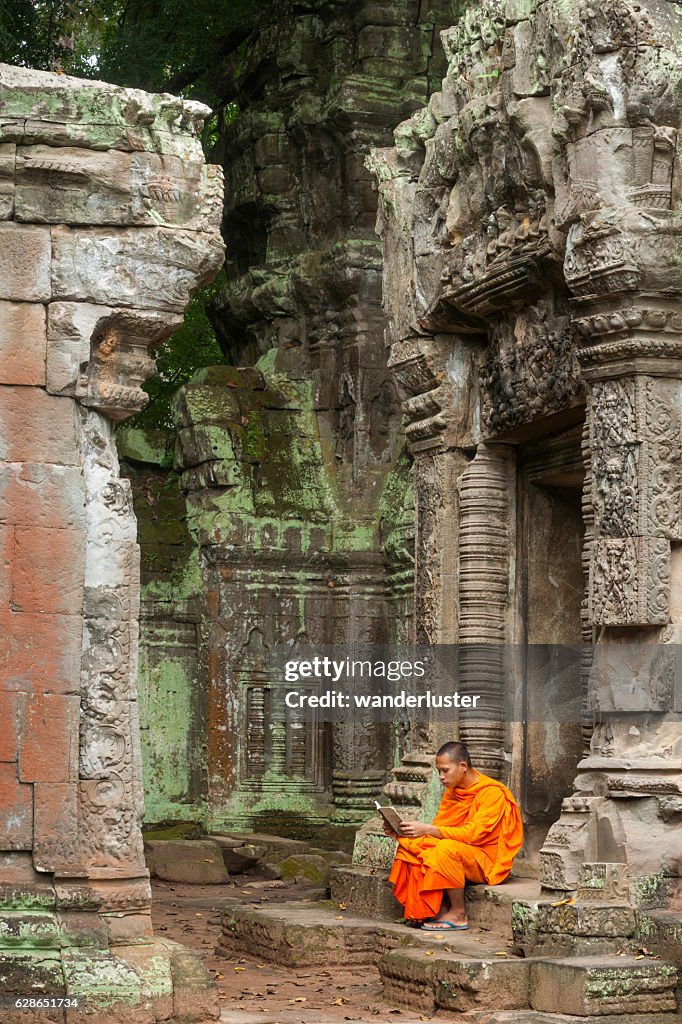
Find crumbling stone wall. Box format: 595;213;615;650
0;63;223;1018
370;0;682;911
123;0;452;830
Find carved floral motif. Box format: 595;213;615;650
480;317;582;433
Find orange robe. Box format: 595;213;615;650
388;770;523;921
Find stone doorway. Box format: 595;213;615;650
514;424;586;871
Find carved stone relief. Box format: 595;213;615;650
371;0;682;907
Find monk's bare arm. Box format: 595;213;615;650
399;821;443;838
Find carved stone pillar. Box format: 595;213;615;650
389;335;472;751
0;63;224;1018
457;444;515;780
540;307;682;900
538;3;682;904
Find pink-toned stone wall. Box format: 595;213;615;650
0;63;223;1019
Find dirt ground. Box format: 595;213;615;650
151;874;444;1024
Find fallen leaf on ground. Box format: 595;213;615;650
289;997;307;1003
424;950;434;956
234;967;246;972
550;897;575;907
494;952;509;957
338;902;347;910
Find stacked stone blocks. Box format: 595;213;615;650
0;64;223;1021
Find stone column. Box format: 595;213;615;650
457;443;515;780
538;5;682;906
0;64;223;1020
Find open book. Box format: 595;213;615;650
374;801;404;835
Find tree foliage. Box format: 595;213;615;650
128;276;228;431
0;1;103;75
0;2;279;429
0;0;276;104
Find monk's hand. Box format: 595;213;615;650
399;821;438;838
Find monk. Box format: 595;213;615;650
386;741;523;930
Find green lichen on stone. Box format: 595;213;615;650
512;900;539;936
126;951;173;1000
62;949;150;1007
0;889;56;912
128;351;413;826
631;872;671;906
278;854;329;884
634;913;655;941
116;427;173;468
138;657;197;822
0;912;60;949
584;962;676;999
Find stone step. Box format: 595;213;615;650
144;838;230;884
328;865;402;918
379;945;531;1015
217;898;680;1021
451;1014;682;1023
513;898;639;958
330;864;540;938
217;898;519;969
529;956;678;1016
209;831;307;864
635;910;682;968
465;876;540;940
379;947;679;1019
201;834;266;873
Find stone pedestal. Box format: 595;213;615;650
0;64;223;1021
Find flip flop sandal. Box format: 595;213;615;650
421;920;469;931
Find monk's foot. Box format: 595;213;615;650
421;915;468;931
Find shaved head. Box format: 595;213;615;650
436;741;472;767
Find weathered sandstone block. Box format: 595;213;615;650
51;226;224;311
32;783;79;873
144;839;229;884
0;224;50;301
0;765;32;849
0;302;46;385
17;695;80;784
0;610;82;695
0;464;85;528
11;526;85;615
15;145;221;231
0;388;79;465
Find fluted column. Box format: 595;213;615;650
457;444;515;780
